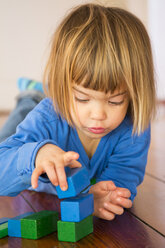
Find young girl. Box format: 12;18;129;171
0;4;156;220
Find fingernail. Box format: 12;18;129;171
61;185;68;191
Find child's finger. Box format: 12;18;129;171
109;190;133;208
103;202;124;215
31;167;43;189
116;197;133;208
55;165;68;191
44;162;58;186
98;208;116;221
116;188;131;198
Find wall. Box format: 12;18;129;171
0;0;163;110
148;0;165;100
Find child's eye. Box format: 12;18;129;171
75;97;89;102
108;100;124;105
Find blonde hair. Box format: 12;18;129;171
44;3;156;134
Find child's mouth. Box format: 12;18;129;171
88;127;105;134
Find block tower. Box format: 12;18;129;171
56;166;94;242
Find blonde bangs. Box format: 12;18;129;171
70;7;127;94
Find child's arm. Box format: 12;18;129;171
0;98;79;196
89;181;132;220
97;125;151;202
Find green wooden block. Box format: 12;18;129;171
57;215;93;242
0;222;8;238
90;178;96;185
21;210;59;239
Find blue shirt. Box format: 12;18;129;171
0;98;150;200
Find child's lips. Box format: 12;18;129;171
88;127;105;134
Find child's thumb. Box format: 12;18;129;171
89;181;116;197
64;151;80;164
101;181;116;192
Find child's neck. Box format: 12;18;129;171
76;128;101;159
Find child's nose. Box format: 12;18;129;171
90;105;106;121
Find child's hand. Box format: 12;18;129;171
89;181;132;220
31;144;81;190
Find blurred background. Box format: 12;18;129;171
0;0;164;110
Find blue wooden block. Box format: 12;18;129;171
8;212;34;237
56;167;90;199
0;217;9;225
61;193;94;222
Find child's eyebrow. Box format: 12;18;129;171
73;87;127;98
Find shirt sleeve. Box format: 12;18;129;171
96;126;151;201
0;99;58;196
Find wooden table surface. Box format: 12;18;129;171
0;107;165;248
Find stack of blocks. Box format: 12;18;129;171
0;167;94;242
56;166;94;242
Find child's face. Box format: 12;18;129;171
71;84;129;139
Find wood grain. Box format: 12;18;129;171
0;194;34;218
129;174;165;236
146;148;165;182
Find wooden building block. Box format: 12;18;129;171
8;212;34;237
56;167;90;199
90;178;96;185
21;210;59;239
0;223;8;238
0;217;9;225
61;193;94;222
57;215;93;242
